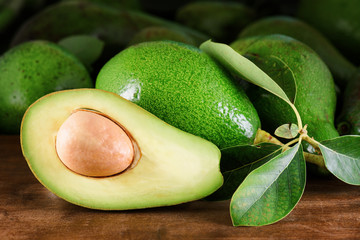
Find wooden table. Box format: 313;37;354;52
1;135;359;239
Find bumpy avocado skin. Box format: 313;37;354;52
238;15;357;87
337;71;360;135
297;0;360;64
0;40;92;134
96;41;260;149
231;35;339;144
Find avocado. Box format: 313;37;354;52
297;0;360;65
128;26;196;46
230;34;339;145
96;41;260;149
238;15;357;87
11;1;208;51
0;40;92;134
176;1;255;43
337;71;360;135
21;88;223;210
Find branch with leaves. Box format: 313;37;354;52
200;40;360;226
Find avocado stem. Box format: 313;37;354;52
303;151;326;168
254;129;284;145
299;131;325;167
300;133;321;154
255;129;326;168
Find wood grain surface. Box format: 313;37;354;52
1;135;359;240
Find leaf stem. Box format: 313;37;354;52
299;132;325;167
289;103;303;130
255;129;326;168
254;129;284;145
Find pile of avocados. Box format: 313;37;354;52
1;0;359;226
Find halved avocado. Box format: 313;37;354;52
21;88;223;210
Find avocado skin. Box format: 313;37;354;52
337;71;360;135
176;1;255;43
238;15;357;87
0;40;92;134
297;0;360;65
96;41;260;149
231;34;339;143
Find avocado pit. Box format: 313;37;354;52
55;110;134;177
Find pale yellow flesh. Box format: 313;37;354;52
21;89;223;210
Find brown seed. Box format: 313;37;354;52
56;110;134;177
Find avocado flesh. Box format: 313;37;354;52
230;34;339;143
21;89;223;210
238;15;356;87
96;41;260;149
0;40;92;134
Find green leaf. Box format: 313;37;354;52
220;143;281;172
200;40;291;105
245;54;297;103
200;40;303;129
275;123;299;139
319;135;360;185
230;143;306;226
58;35;105;69
208;148;281;201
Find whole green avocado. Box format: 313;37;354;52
238;15;357;87
96;41;260;149
0;40;93;134
230;34;339;147
11;0;207;75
